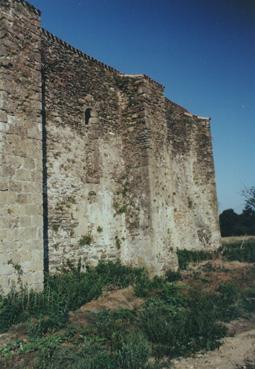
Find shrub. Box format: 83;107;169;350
94;309;136;341
214;283;241;321
116;332;151;369
219;240;255;262
93;260;146;289
184;290;226;351
36;339;114;369
139;287;226;358
177;249;214;270
165;270;182;282
134;275;166;298
0;261;146;333
139;299;187;357
26;314;67;337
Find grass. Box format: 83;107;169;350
0;260;146;333
177;249;214;270
219;239;255;262
177;239;255;269
0;256;255;369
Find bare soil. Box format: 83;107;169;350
171;325;255;369
69;286;144;326
1;260;255;369
170;260;255;369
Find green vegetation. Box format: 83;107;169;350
177;249;214;270
177;240;255;269
79;233;93;246
52;224;60;232
2;185;255;367
0;260;145;333
0;259;255;369
220;239;255;263
115;235;122;250
114;203;128;215
220;208;255;237
220;185;255;237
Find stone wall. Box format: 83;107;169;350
41;30;125;271
41;32;163;273
165;99;221;252
0;0;44;292
0;0;221;291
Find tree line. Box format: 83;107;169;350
219;186;255;237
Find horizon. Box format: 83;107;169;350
31;0;255;213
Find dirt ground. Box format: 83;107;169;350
70;264;255;369
171;318;255;369
170;259;255;369
1;259;255;369
69;286;144;326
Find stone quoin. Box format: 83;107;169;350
0;0;221;292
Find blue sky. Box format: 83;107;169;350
32;0;255;213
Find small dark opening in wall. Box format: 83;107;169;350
85;108;92;125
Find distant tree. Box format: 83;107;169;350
219;186;255;237
243;186;255;212
238;206;255;235
219;209;239;237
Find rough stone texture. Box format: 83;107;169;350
0;0;221;291
165;100;221;253
0;0;44;292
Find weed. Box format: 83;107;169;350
0;261;145;333
116;332;151;369
219;240;255;262
79;233;93;246
214;283;242;321
52;224;60;232
139;290;226;358
1;259;254;369
94;309;136;340
115;236;121;250
114;203;128;215
177;249;214;270
165;270;182;282
134;274;165;298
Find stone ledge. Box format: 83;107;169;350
42;28;120;75
15;0;40;15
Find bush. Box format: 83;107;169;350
134;275;166;298
139;289;226;358
0;260;146;333
177;249;214;270
219;240;255;262
93;260;146;289
1;260;250;369
165;270;182;282
139;299;187;357
94;309;136;341
215;283;241;321
116;332;151;369
36;338;114;369
184;290;226;350
26;314;68;337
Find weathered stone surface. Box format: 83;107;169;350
0;0;221;292
0;0;43;293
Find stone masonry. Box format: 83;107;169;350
0;0;221;292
